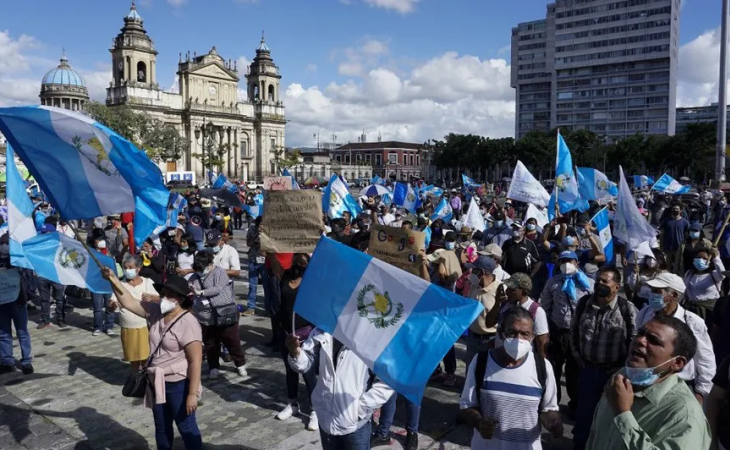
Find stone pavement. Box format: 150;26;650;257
0;229;574;450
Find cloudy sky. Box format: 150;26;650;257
0;0;721;147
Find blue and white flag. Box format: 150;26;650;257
392;183;421;213
6;143;36;269
371;175;386;186
591;207;614;264
615;166;656;251
430;197;453;222
211;172;240;195
162;192;188;229
462;174;480;189
0;106;169;247
323;174;361;219
419;185;443;199
633;175;655;188
550;133;589;216
422;226;432;249
244;194;264;219
577;167;618;202
282;168;301;190
651;174;690;195
21;232;116;294
295;237;483;403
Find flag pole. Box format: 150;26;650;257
67;220;107;272
555;130;560;218
714;207;730;248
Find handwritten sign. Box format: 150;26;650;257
260;190;324;253
0;268;21;305
369;224;425;275
264;176;293;191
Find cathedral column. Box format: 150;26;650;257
226;127;232;178
151;61;156;85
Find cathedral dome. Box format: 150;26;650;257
42;56;86;88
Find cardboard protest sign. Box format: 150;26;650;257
0;268;21;305
369;224;425;275
264;176;293;191
260;190;323;253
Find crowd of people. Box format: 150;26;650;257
1;180;730;450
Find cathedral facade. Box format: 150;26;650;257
105;2;285;182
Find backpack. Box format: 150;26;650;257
474;349;547;413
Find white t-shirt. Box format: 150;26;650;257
112;277;155;329
213;244;240;272
177;252;194;279
460;351;559;450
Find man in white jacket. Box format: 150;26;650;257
286;329;394;449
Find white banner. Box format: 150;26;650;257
506;161;551;207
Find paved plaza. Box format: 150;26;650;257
0;230;574;450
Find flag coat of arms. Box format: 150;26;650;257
550;133;589;216
392;183;421;213
295;237;483;403
430;197;453;222
591;207;614;264
577;167;618;202
323;174;361;219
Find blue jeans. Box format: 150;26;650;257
573;365;616;450
0;301;32;366
38;277;65;322
247;260;263;310
375;393;420;436
92;293;115;331
319;421;371;450
152;379;202;450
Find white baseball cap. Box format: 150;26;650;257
646;272;686;294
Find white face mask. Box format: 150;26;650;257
97;240;107;249
124;269;138;280
503;337;532;361
561;262;577;275
160;297;178;315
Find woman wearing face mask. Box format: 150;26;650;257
274;254;318;430
175;233;197;280
676;223;713;275
190;251;248;380
108;255;154;371
102;268;203;450
683;248;725;329
625;249;667;309
139;238;166;285
636;272;716;403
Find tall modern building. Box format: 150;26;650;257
512;0;680;141
676;104;730;134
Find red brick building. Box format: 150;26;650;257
332;141;423;181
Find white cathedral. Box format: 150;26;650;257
103;2;285;182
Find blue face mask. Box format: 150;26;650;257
648;292;665;311
624;357;678;386
693;258;709;271
495;220;504;227
445;242;455;250
526;223;536;231
689;231;700;239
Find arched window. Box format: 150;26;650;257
252;85;259;101
137;61;147;83
268;84;275;102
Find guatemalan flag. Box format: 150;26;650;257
323;174;361;219
295;237;483;403
633;175;655;188
577;167;618;202
6;143;37;270
651;174;690;194
282;168;301;190
419;185;443;199
244;194;264;219
462;174;480;189
392;183;421;213
592;207;614;264
549;133;589;218
430;197;453;222
0;106;170;247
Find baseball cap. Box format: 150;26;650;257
511;219;523;229
108;214;121;221
690;222;702;231
479;243;503;258
646;272;686;294
558;250;578;261
504;273;533;292
465;256;497;273
205;229;222;245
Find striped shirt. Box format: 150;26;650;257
460;351;559;449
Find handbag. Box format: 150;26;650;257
213;302;239;327
122;311;189;398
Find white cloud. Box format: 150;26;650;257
78;69;112;101
236;55;250;74
677;27;721;106
0;30;40;76
364;0;420;13
335;38;390;77
167;0;186;7
283;51;515;147
305;63;318;74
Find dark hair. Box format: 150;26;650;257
193;250;215;272
694;247;712;258
647;315;697;362
500;305;534;336
179;294;194;309
180;233;196;254
44;216;58;227
650;248;668;270
401;220;413;229
598;266;622;284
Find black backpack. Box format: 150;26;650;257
474;349;548;412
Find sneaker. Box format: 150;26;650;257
370;433;391;447
105;329;117;337
237;365;249;378
56;319;68;329
405;431;419;450
36;321;51;330
307;411;319;431
0;365;14;374
222;354;232;363
92;329;102;336
276;403;299;421
20;364;34;375
442;373;456;387
208;368;220;380
242;309;255;316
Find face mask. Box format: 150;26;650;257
512;230;522;238
503;338;532;361
672;209;681;216
160;297;178;315
693;258;709;271
467;273;480;286
624;356;679;386
215;215;223;220
495;220;504;227
445;241;455;250
181;245;189;251
561;262;577;275
595;283;612;298
97;241;107;249
689;231;700;239
526;223;536;231
212;245;221;254
124;269;137;280
645;258;658;269
648;292;666;311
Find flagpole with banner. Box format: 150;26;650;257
554;130;560;218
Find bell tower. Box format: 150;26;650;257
110;1;158;88
246;32;281;103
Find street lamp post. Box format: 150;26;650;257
194;119;223;178
717;0;730;182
